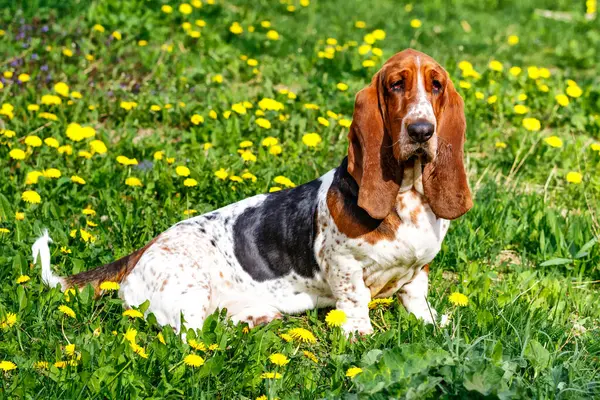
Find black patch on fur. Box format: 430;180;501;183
233;179;322;281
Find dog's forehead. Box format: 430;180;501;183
383;50;441;73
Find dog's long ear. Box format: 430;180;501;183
423;78;472;219
347;73;400;220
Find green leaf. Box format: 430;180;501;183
539;258;572;267
524;339;550;371
574;238;597;259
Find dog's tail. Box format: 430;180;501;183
33;229;156;292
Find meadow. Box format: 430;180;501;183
1;0;599;398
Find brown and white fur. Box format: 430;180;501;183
33;49;472;336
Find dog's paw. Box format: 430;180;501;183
409;305;437;324
342;317;374;337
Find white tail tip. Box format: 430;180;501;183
32;229;63;288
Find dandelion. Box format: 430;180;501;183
241;151;257;162
59;305;76;318
325;309;347;327
368;297;394;309
261;137;278;147
123;309;144;319
240;141;253;148
269;187;282;192
288;327;317;343
448;292;469;306
22;190;41;204
317;116;330;127
125;177;143;187
71;175;86;184
487;95;497;104
522;117;541;132
176;166;191;177
0;361;17;372
100;281;120;291
410;19;422;28
527;66;540;79
130;342;148;358
9;149;26;160
179;3;192;14
274;176;295;188
488;60;503;72
120;101;137;110
65;344;76;356
2;129;16;137
124;327;137;343
184;178;198;187
495;142;507;149
191;114;204;125
269;353;290;366
544;136;563;148
90;140;107;154
157;333;166;344
302;133;322;148
303;351;318;363
161;5;173;13
566;85;582;98
16;275;30;284
34;361;49;370
112;31;122;40
184;354;205;367
255;118;271;129
44;137;59;148
355;21;366;28
266;30;280;40
203;143;212;150
117;156;138;166
555;94;569;107
269;145;282;155
215;168;228;180
346;367;363;378
230;175;243;183
339;118;352;128
513;105;529;114
459;81;471;89
591;143;600;152
230;22;243;34
15;212;25;221
507;35;519;45
188;339;206;351
362;60;376;68
261;372;282;379
0;228;9;234
566;172;582;184
0;312;17;328
509;66;522;76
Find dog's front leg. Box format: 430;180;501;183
327;256;373;336
399;266;436;323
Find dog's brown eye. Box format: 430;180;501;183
432;79;442;94
390;79;404;92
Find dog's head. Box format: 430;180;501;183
347;49;472;220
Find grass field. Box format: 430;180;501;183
1;0;599;398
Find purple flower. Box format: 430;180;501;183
41;64;48;71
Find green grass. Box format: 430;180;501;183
1;0;599;398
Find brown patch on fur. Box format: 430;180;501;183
219;271;224;278
326;187;402;245
410;205;422;225
423;264;430;274
160;278;168;292
65;236;159;294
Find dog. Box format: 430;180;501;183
33;49;472;336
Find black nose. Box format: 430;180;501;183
407;121;434;143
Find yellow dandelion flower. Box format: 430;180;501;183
179;3;192;14
184;354;205;367
495;142;507;149
92;24;105;32
255;118;271;129
123;309;144;319
22;190;41;204
279;333;293;342
555;94;569;107
9;149;26;160
261;372;282;379
215;168;228;180
368;297;394;309
507;35;519;45
65;343;75;356
317;116;330;127
15;212;25;221
269;353;290;366
509;66;522;76
241;151;257;162
513;104;529;114
488;60;503;72
269;145;282;155
125;177;143;187
287;327;316;343
188;339;206;351
302;133;322;147
590;143;600;152
184;178;198;187
362;59;376;68
34;361;49;370
566;85;582;98
339;118;352;128
0;228;9;234
130;342;148;358
410;19;422;28
303;351;318;363
230;22;243;34
24;135;42;147
527;66;540;79
274;176;295;188
90;140;107;154
71;175;86;184
522;117;541;131
336;82;349;91
355;21;366;28
112;31;122;40
99;281;120;291
346;367;363;378
261;136;278;147
448;292;469;306
269;187;282;192
191;114;204;125
0;312;17;329
0;361;17;372
266;30;279;40
176;166;190;177
543;136;563;148
241;172;257;182
124;327;137;343
247;58;258;67
16;275;30;284
59;305;76;318
183;209;197;216
157;332;166;344
325;309;347;327
487;95;497;104
566;172;582;184
161;5;173;13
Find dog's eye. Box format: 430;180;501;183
390;79;404;92
432;79;442;94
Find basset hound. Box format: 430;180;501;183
33;49;472;336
